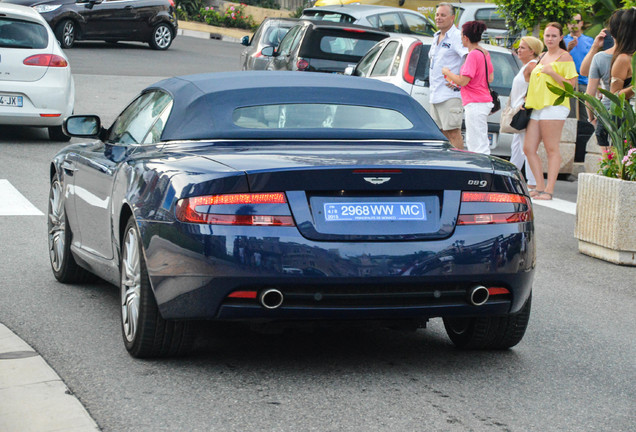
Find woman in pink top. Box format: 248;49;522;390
443;21;494;154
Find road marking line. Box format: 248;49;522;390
531;197;576;215
0;179;44;216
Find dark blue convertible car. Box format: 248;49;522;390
48;71;534;358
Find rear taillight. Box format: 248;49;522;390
402;41;422;85
296;58;309;71
343;28;366;33
175;192;295;226
23;54;68;67
457;192;532;225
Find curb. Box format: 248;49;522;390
0;324;100;432
177;20;252;43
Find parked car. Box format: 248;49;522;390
49;71;534;358
452;2;516;47
259;20;389;73
301;4;436;36
313;0;435;15
0;3;74;140
3;0;178;49
240;17;299;70
345;34;520;157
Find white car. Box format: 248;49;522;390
301;4;436;36
452;2;516;47
0;3;74;141
345;34;520;158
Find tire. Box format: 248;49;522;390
120;216;194;358
48;125;71;142
55;19;76;49
47;177;94;283
443;294;532;350
148;23;173;50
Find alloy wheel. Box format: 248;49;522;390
48;180;65;273
63;21;75;47
154;25;171;49
121;226;141;343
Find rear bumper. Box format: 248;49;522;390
0;71;74;127
142;220;535;321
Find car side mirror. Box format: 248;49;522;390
241;35;250;46
64;115;102;138
343;66;354;76
261;46;275;57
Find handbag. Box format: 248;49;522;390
479;49;500;115
510;107;533;130
500;99;525;134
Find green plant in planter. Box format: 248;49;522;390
547;53;636;181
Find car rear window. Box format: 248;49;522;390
0;18;48;49
233;104;413;130
301;28;387;61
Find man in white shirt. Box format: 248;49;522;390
428;2;468;149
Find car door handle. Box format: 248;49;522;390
124;5;132;9
61;161;77;174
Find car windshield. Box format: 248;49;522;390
0;18;48;49
232;103;414;130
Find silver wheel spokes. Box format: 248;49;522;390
155;26;171;48
63;22;74;46
48;181;65;272
121;228;141;342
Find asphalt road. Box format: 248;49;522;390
0;36;635;432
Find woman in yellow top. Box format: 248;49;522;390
523;22;578;200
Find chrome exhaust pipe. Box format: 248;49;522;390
259;289;284;309
468;285;489;306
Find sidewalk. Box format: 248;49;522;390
0;324;100;432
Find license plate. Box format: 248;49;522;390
323;202;427;222
489;132;498;148
0;95;23;107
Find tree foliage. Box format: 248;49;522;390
491;0;586;35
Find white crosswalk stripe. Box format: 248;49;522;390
0;179;44;216
530;197;577;215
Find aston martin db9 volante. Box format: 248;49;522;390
48;71;535;358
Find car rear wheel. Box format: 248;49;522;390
149;23;173;50
55;19;76;49
120;216;194;357
443;294;531;350
48;125;71;142
48;177;94;283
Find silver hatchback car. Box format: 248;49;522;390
345;34;520;158
240;18;299;70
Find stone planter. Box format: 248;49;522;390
575;173;636;265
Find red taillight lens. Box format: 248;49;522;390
343;28;366;33
176;192;295;226
461;192;527;204
296;59;309;71
23;54;68;67
402;41;422;85
458;192;532;225
227;291;258;299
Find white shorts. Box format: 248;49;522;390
530;105;570;121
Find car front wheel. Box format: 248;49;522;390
120;216;194;357
149;23;173;50
48;177;94;283
55;19;76;49
443;294;531;350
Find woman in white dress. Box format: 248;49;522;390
509;36;543;195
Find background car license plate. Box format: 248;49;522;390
324;202;427;222
0;95;23;107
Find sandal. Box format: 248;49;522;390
534;191;553;200
529;189;542;198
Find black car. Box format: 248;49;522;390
260;20;389;73
50;71;534;358
3;0;178;49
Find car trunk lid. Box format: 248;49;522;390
196;143;496;241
